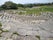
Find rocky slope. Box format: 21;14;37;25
0;11;53;40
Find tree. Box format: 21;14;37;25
1;1;18;9
0;6;4;10
17;4;24;7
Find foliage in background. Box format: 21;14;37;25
0;1;53;10
1;1;18;9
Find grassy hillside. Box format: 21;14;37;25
15;6;53;15
2;6;53;16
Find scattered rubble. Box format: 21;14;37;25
0;11;53;40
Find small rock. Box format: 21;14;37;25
7;38;13;40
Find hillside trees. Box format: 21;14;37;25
0;1;53;10
17;4;24;7
1;1;18;9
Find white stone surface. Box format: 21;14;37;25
0;12;53;40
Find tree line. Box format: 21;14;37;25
0;1;53;10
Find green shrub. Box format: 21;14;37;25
0;22;2;28
13;32;19;35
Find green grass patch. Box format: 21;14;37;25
36;35;40;40
5;6;53;15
